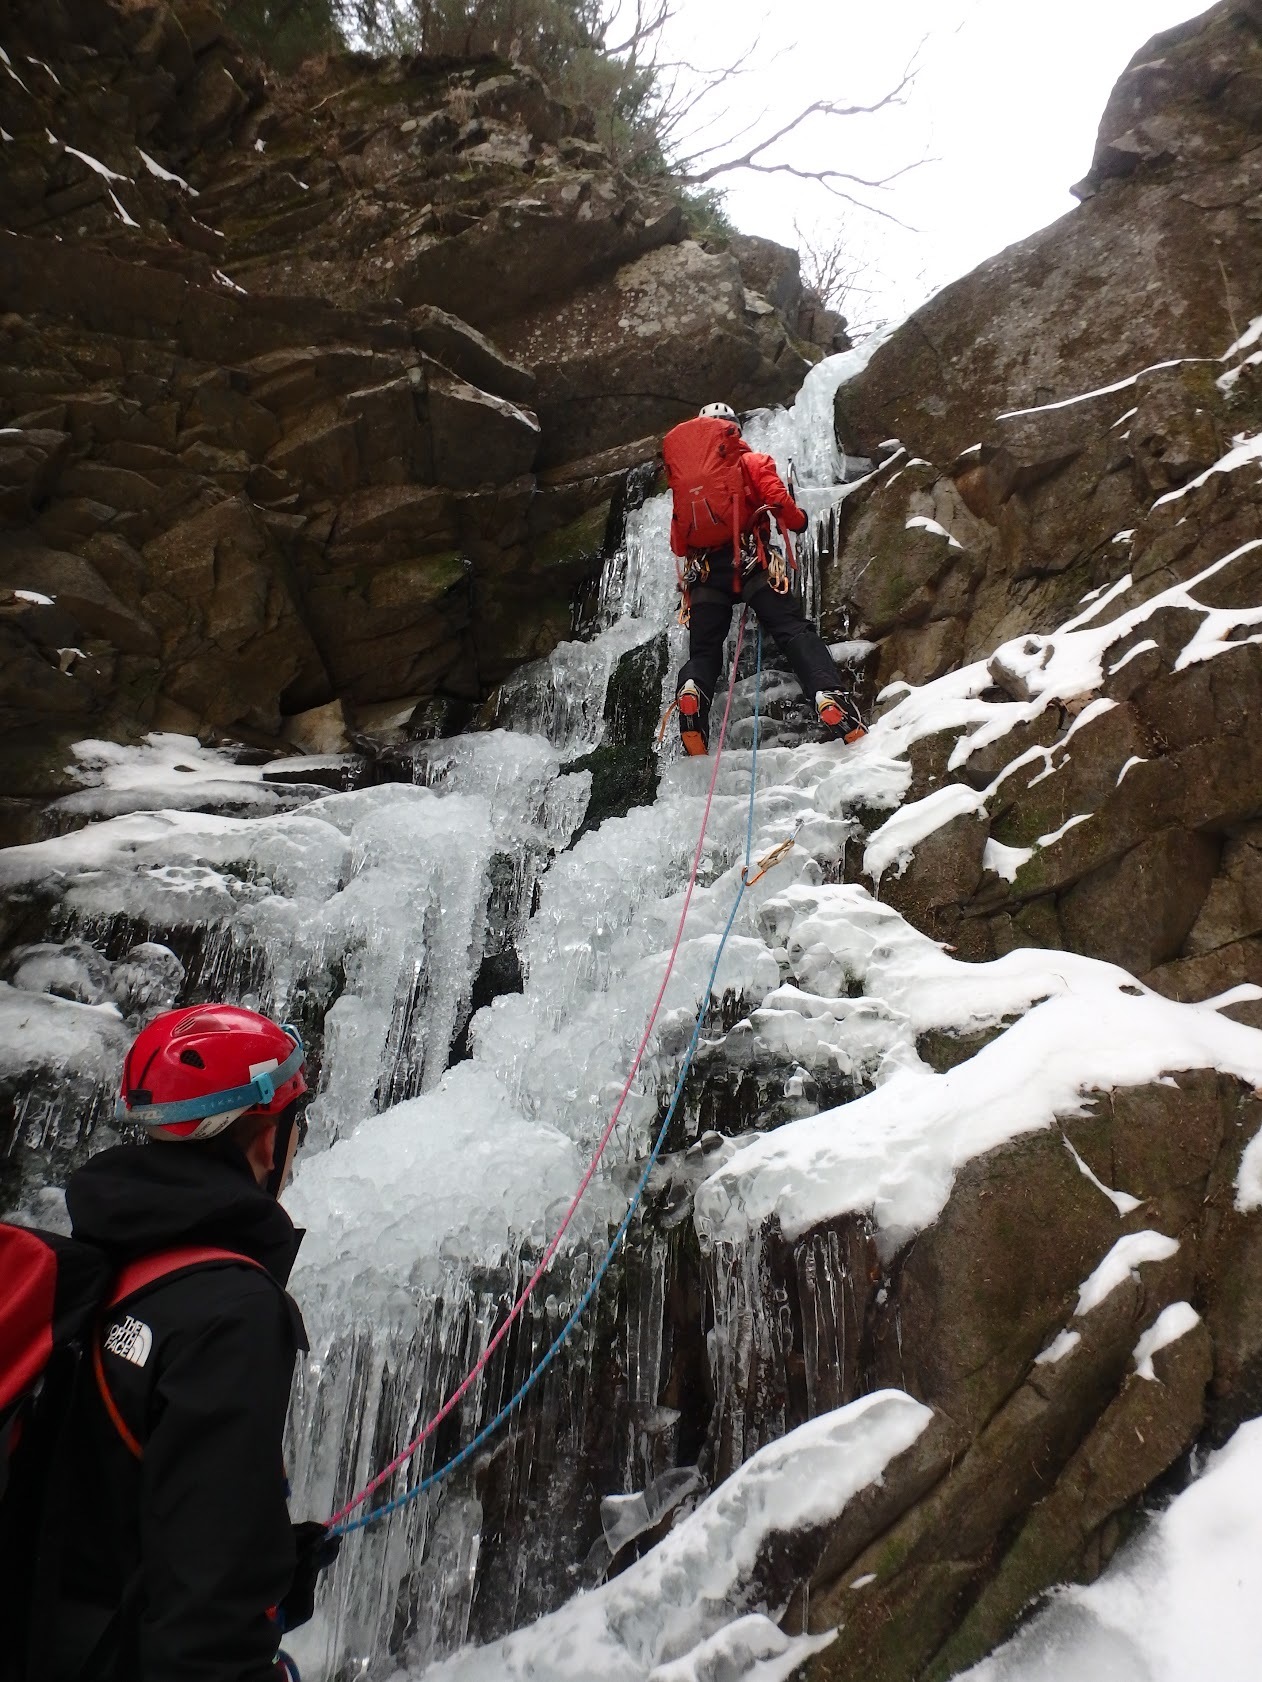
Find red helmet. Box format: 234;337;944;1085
115;1004;307;1141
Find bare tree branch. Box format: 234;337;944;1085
674;71;916;180
604;0;671;58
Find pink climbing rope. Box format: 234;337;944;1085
328;611;751;1527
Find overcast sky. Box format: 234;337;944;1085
638;0;1210;324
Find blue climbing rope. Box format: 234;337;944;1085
331;624;764;1537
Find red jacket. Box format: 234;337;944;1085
669;445;808;557
743;451;808;537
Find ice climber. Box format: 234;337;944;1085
0;1003;338;1682
662;402;866;755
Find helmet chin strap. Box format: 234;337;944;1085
264;1101;298;1200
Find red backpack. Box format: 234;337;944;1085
662;416;752;556
0;1223;262;1488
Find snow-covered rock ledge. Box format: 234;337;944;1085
398;1391;930;1682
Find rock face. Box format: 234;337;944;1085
0;0;813;841
832;0;1262;673
812;0;1262;1036
774;1074;1248;1682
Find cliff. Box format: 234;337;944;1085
0;0;822;843
2;5;1261;1682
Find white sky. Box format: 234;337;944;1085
639;0;1211;323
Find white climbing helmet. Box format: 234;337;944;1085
698;402;739;425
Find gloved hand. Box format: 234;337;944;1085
279;1521;342;1631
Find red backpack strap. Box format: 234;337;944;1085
96;1247;268;1459
106;1245;265;1310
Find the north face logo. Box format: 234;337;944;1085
104;1314;153;1368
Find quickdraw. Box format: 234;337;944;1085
740;505;797;596
675;553;712;628
765;538;793;596
741;818;803;887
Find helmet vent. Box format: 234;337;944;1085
179;1048;206;1068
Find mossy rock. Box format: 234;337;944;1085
530;500;613;578
363;549;466;609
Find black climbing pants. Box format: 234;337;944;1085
677;574;843;709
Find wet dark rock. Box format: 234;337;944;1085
1059;827;1220;973
569;635;668;843
0;0;810;794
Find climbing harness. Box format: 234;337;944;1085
329;619;799;1538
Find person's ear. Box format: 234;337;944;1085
244;1119;280;1188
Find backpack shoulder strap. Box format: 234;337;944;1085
107;1245;267;1309
96;1247;270;1459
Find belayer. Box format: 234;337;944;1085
663;402;866;755
0;1004;339;1682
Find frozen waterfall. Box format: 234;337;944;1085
9;341;1251;1681
0;353;868;1678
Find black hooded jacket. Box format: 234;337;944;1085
20;1142;308;1682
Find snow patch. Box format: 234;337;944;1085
1058;574;1133;634
0;45;30;90
51;733;324;820
52;137;128;182
1223;314;1262;362
1034;1329;1081;1366
1233;1124;1262;1213
997;359;1211;420
982;840;1033;883
1218;350;1262;396
645;1618;834;1682
137;147;197;193
1108;638;1157;675
1036;811;1092;849
1075;1232;1179;1318
905;515;963;548
106;188;139;228
863;783;983;880
1062;1133;1141;1215
696;890;1262;1256
1133;1301;1200;1381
